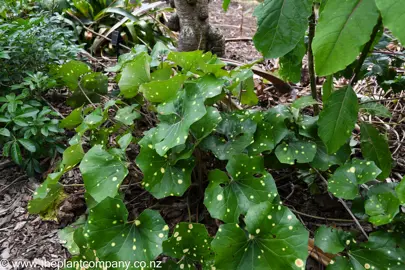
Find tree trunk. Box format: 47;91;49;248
166;0;225;56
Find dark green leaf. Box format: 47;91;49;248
11;141;22;165
318;86;359;154
80;145;128;202
360;123;392;180
279;39;306;83
18;139;36;153
201;112;256;160
163;223;213;268
365;184;400;226
253;0;312;58
328;159;382;200
204;154;278;223
327;231;405;270
315;225;353;254
85;197;168;265
212;202;309;270
275;140;317;165
248;105;291;154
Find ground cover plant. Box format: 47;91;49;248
0;0;405;269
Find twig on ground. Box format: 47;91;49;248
0;175;28;194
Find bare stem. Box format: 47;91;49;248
350;17;383;86
308;6;319;115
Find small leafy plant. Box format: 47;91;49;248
0;91;64;175
0;11;81;86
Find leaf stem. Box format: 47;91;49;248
308;6;319;115
313;168;369;239
350;16;383;86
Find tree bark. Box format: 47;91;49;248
166;0;225;56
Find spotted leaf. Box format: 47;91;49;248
85;197;168;268
57;60;91;91
310;141;351;171
115;105;141;126
118;52;151;98
28;170;66;219
140;74;187;103
60;105;84;129
315;225;353;254
212;202;309;270
62;143;84;170
136;142;195;199
58;216;86;256
228;69;258;106
201;112;257;160
190;106;222;142
327;231;405;270
195;75;224;100
163;223;214;269
204;154;278;223
365;184;400;226
328;159;382;200
247;105;291;154
153;83;206;156
80;145;128;203
275;140;317;165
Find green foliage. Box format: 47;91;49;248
52;60;108;108
278;39;306;83
80;145;129;203
313;0;379;75
253;0;312;58
85;197;168;266
204;154;278;223
375;0;405;45
318;86;358;154
212;202;309;270
365;184;400;226
326;232;405;270
360;123;392;180
64;0;171;53
315;226;353;254
0;12;80;86
163;223;214;269
0;92;64;175
328;159;381;200
25;33;402;268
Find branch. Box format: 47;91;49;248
350;16;383;86
220;57;292;94
308;6;319;115
313;168;369;240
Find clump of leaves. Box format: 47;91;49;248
28;0;405;267
0;11;81;86
0;91;64;175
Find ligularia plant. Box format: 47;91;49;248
29;0;405;268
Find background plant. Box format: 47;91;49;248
22;0;405;269
0;11;81;86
